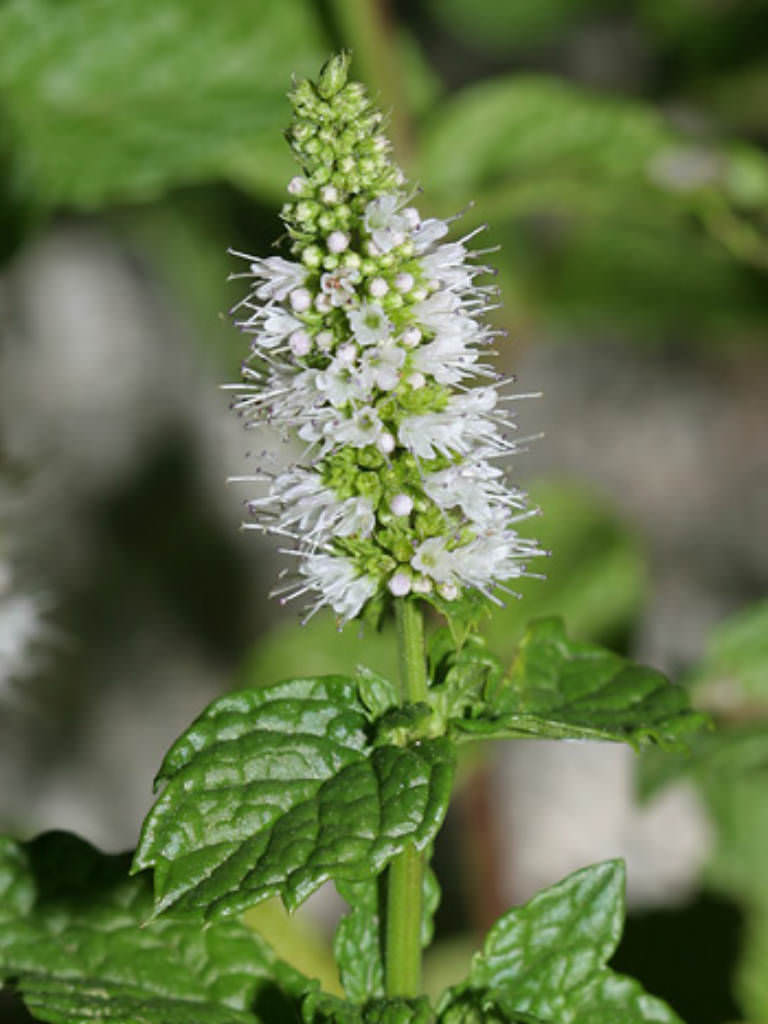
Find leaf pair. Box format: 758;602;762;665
130;619;706;923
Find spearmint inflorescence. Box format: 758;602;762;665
227;53;543;623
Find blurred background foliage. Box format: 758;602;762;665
0;1;767;1022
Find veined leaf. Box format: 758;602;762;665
451;618;708;749
0;0;327;210
439;861;682;1023
0;831;308;1024
134;676;455;917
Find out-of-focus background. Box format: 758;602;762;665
1;1;767;1021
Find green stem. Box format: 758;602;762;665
395;596;428;704
385;598;427;996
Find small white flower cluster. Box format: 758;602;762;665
228;54;542;623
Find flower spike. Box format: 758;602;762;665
228;55;544;623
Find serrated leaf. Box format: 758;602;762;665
0;0;327;211
0;831;307;1024
134;676;455;917
453;618;708;749
334;864;440;1003
439;861;682;1024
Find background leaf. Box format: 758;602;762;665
134;676;455;917
425;0;614;49
0;831;307;1024
0;0;328;211
688;597;768;704
416;75;768;334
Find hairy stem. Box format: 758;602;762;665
385;598;428;996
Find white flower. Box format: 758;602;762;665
411;333;478;385
410;218;449;253
300;554;377;621
359;340;405;392
411;537;455;585
398;389;498;459
330;406;385;449
253;308;303;350
347;303;393;347
317;357;372;407
423;457;526;527
320;265;360;307
420;242;473;291
335;497;376;537
246;256;307;301
363;195;409;252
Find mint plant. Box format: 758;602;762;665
0;54;710;1024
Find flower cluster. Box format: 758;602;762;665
228;54;542;623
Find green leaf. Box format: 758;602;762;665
437;989;546;1023
0;831;308;1024
418;75;675;204
334;865;440;1003
303;991;433;1024
689;598;768;705
425;0;610;50
452;618;709;749
417;75;768;336
356;665;400;720
0;0;327;211
134;676;456;917
334;879;384;1004
439;861;682;1024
